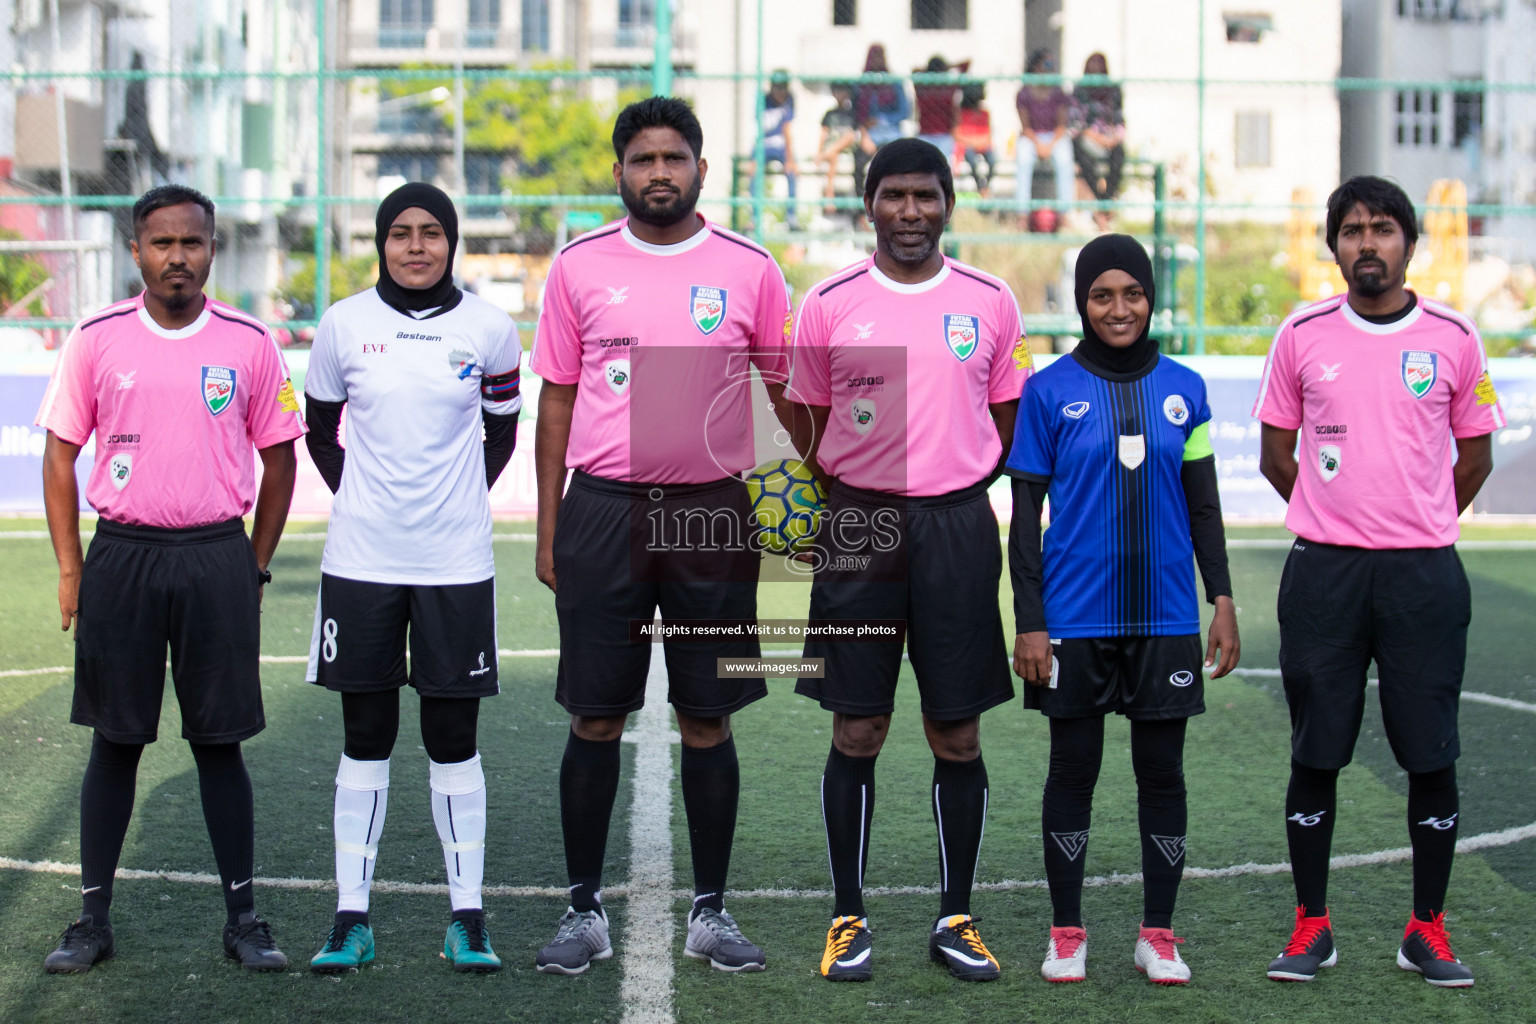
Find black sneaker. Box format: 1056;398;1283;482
1267;907;1337;982
928;914;1001;982
44;916;115;973
223;912;289;971
1398;912;1474;988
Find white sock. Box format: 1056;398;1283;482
334;755;390;914
430;753;487;913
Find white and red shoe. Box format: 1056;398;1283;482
1134;924;1190;985
1040;926;1087;983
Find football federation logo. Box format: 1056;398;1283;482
944;313;979;361
690;285;728;336
1401;350;1438;399
108;453;132;491
1163;394;1190;426
1318;444;1341;482
605;359;631;395
200;365;236;416
851;398;876;436
1063;401;1090;420
448;350;478;380
1118;434;1146;470
1169;669;1194;688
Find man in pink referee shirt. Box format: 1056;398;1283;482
530;97;791;975
1255;176;1503;989
789;138;1030;983
35;185;304;974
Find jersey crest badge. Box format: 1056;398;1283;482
1162;394;1189;426
448;350;479;380
605;359;631;395
851;398;876;436
1118;434;1145;470
690;286;727;336
1318;444;1341;482
944;313;979;361
108;453;132;491
201;365;236;416
1401;350;1438;399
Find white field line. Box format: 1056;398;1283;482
7;820;1536;901
620;654;675;1024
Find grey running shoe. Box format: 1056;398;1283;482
536;906;612;975
684;907;766;972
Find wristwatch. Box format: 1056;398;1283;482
258;568;273;586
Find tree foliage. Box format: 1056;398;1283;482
0;230;51;316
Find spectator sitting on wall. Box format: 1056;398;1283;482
1016;49;1074;227
914;55;968;164
1071;51;1126;230
817;81;861;216
854;44;910;198
955;81;995;200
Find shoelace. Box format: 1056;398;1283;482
456;917;490;952
1284;916;1329;956
1142;929;1184;961
1410;916;1457;961
555;911;596;943
236;918;279;951
58;922;102;950
1050;928;1086;958
826;918;866;959
322;924;358;953
952;918;995;960
698;910;745;942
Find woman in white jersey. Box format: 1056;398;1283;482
301;183;522;974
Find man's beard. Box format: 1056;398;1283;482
161;285;196;312
884;232;938;265
1349;258;1393;298
621;175;701;228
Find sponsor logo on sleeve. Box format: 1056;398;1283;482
276;378;301;413
944;313;979;361
783;311;794;342
1117;434;1146;470
1318;444;1341;481
851;398;876;436
1163;394;1190;426
108;452;132;490
690;285;727;336
605;359;631;395
1011;336;1033;371
1401;350;1438;399
1474;371;1499;406
1063;401;1090;420
200;365;236;416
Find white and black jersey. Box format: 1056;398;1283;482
306;287;521;585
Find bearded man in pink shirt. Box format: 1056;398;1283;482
36;184;304;973
1254;176;1504;989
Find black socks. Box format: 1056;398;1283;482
559;730;621;913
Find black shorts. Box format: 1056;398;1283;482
72;518;263;745
552;472;765;718
1278;540;1469;774
794;479;1014;721
1025;635;1205;720
307;574;500;698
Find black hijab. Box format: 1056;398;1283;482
374;182;461;317
1073;233;1158;378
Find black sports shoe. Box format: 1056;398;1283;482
1267;907;1337;982
223;912;289;971
1398;912;1474;988
44;916;115;974
820;915;873;981
928;914;1001;982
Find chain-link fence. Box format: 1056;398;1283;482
3;0;1536;356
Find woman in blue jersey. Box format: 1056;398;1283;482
1005;234;1239;985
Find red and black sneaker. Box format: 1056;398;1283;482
1397;912;1474;988
1267;907;1336;982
